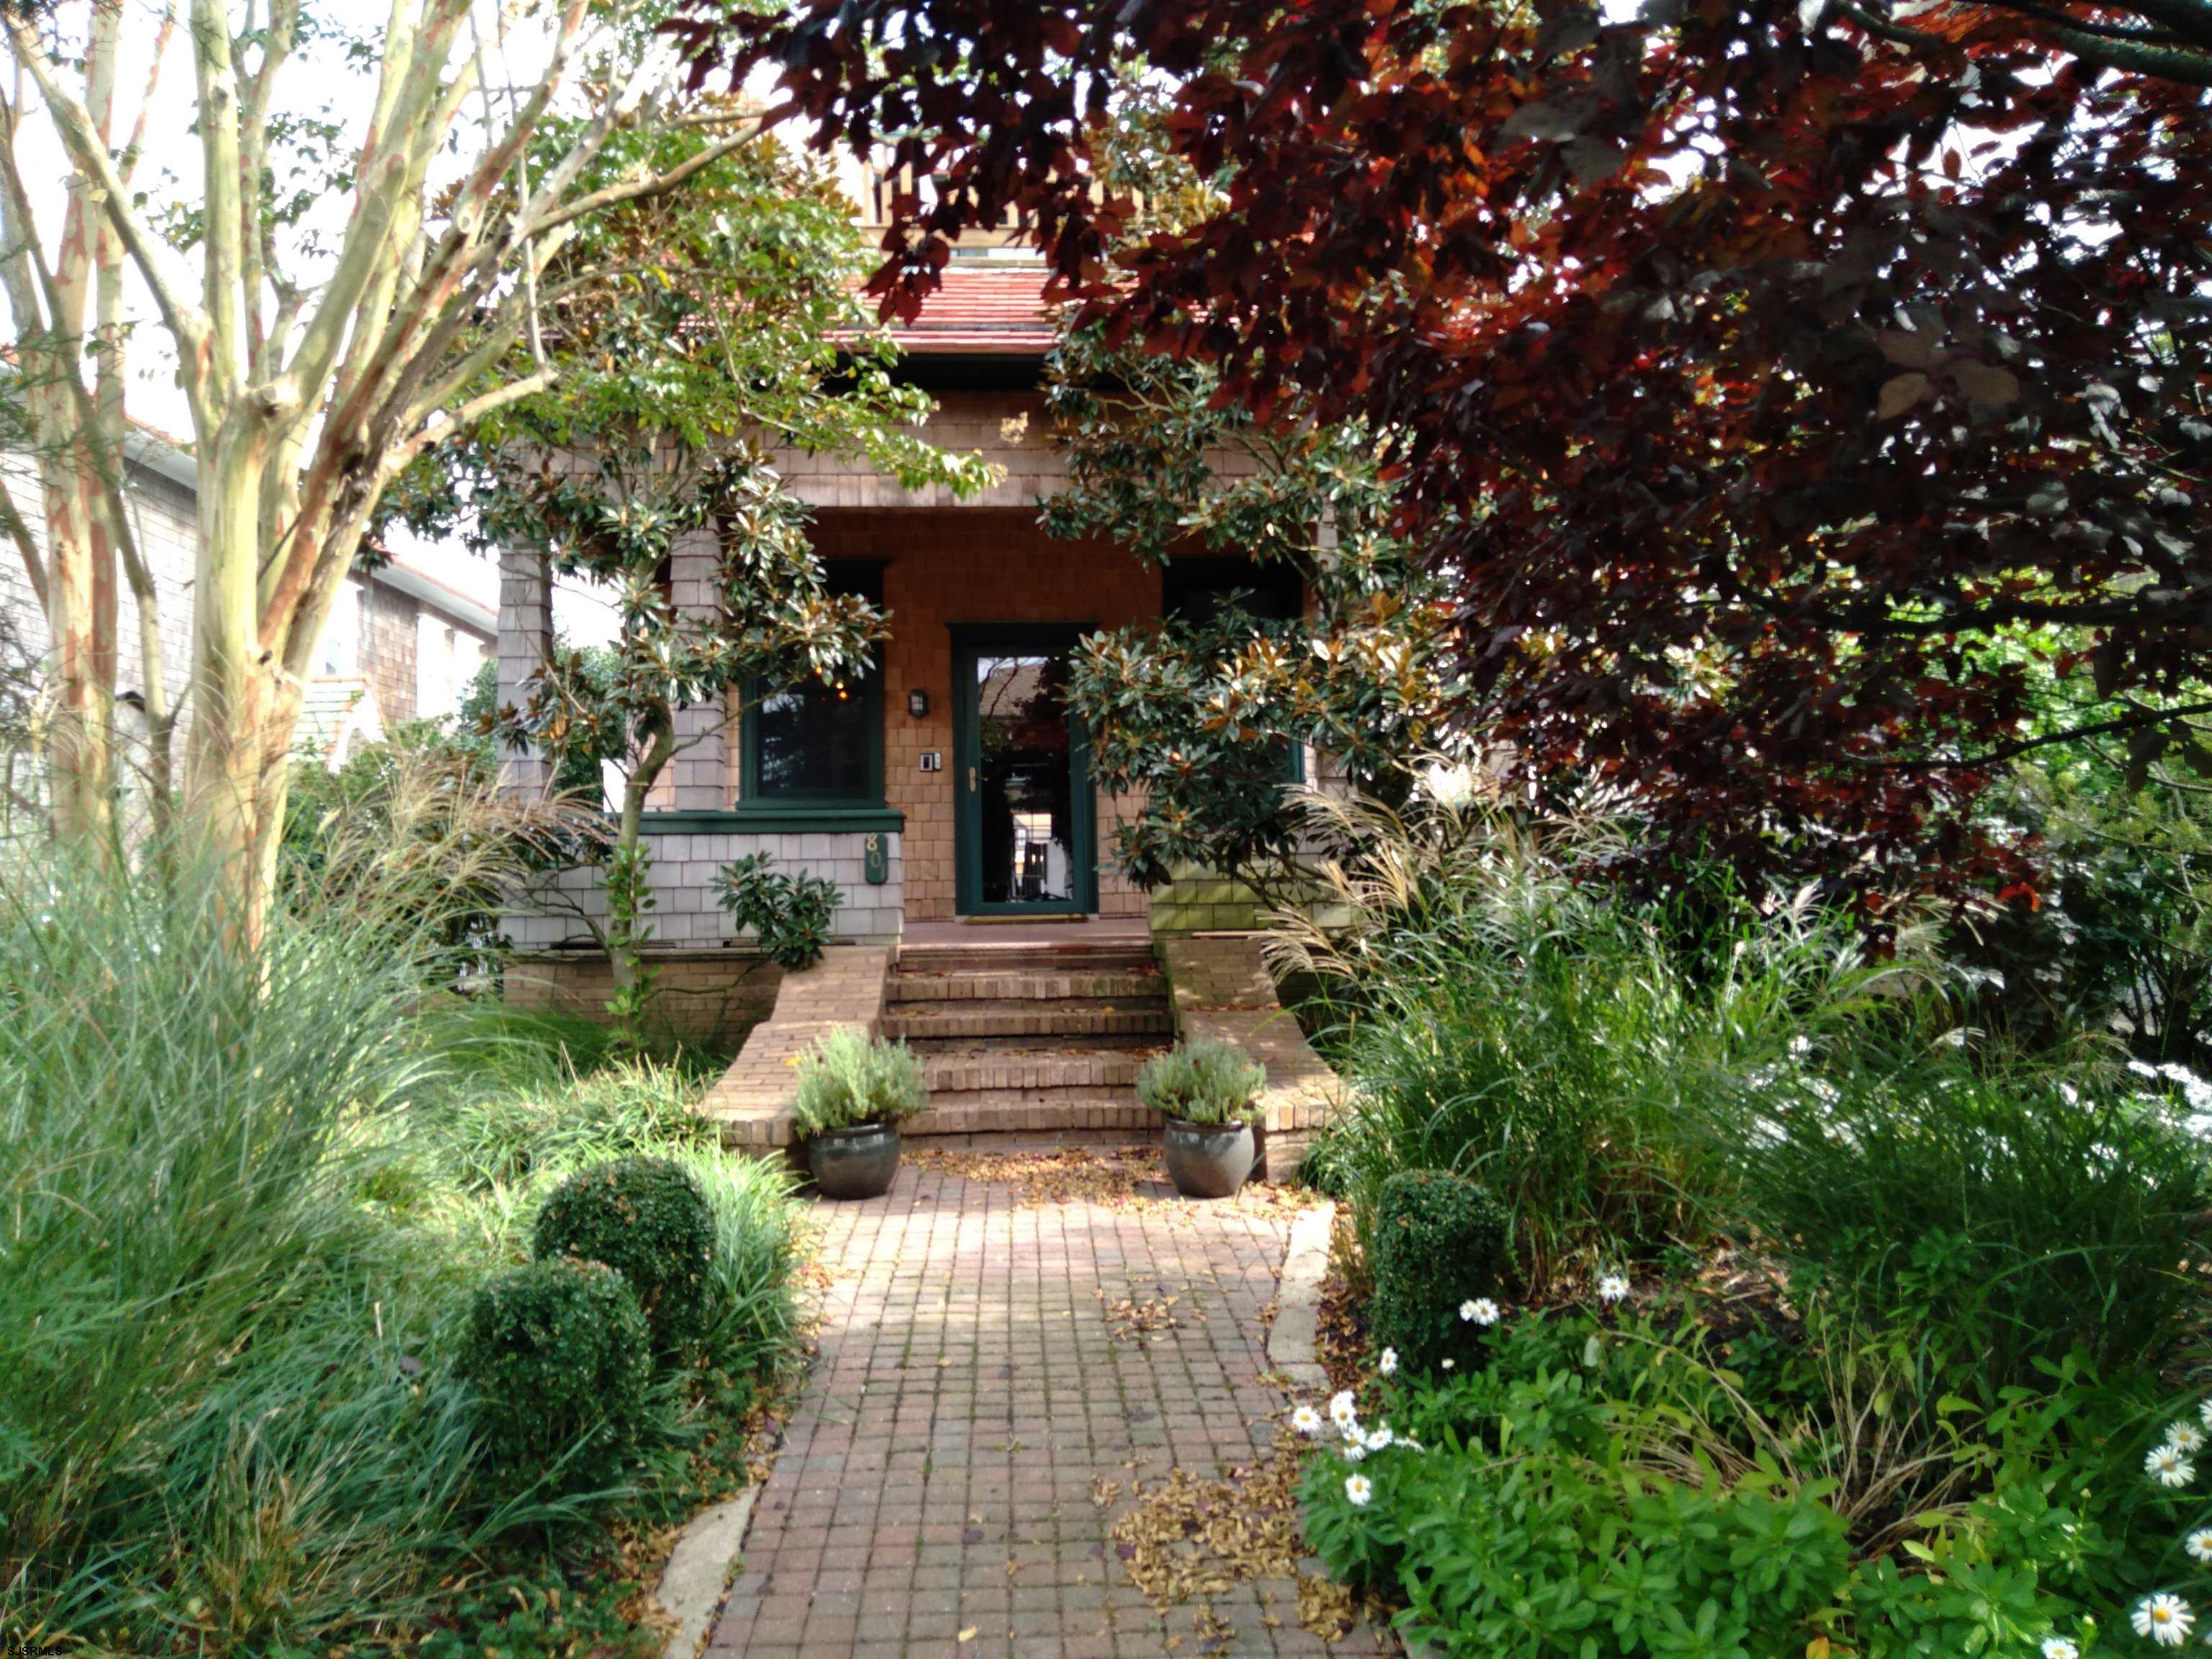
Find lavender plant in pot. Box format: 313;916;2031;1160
793;1028;929;1200
1138;1038;1268;1199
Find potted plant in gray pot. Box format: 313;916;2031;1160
1138;1038;1268;1199
793;1028;929;1200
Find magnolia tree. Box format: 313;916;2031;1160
0;0;791;932
1048;324;1460;899
398;119;991;1038
674;0;2212;908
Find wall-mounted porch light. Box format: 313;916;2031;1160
907;688;930;718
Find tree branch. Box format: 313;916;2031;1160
1;16;210;385
1848;701;2212;770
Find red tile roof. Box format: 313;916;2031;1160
874;263;1061;356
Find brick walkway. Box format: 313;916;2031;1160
707;1162;1395;1658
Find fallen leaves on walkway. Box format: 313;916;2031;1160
1103;1434;1357;1645
1096;1285;1195;1344
906;1144;1315;1219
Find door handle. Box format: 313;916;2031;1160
968;766;978;791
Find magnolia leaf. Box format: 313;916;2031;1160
1876;373;1930;420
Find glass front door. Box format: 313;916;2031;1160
953;629;1097;915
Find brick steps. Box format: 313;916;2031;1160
906;1090;1159;1141
891;943;1171;1146
883;997;1173;1040
918;1048;1151;1094
886;968;1162;1003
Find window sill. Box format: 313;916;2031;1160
639;806;905;835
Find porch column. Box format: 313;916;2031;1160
666;529;727;811
495;543;552;799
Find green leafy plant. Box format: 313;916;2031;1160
1367;1170;1509;1375
1134;1038;1267;1125
790;1027;928;1135
1296;1299;2177;1659
531;1158;718;1351
1708;1043;2212;1390
714;850;842;970
458;1259;653;1475
1285;791;1921;1290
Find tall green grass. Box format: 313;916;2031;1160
1283;793;1921;1287
0;854;804;1654
1706;1040;2210;1388
1286;783;2209;1391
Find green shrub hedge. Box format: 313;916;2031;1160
459;1259;652;1473
1368;1169;1509;1375
531;1157;716;1349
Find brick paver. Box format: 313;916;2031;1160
708;1163;1395;1658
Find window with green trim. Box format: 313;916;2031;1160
739;562;885;808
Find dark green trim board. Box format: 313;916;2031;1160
640;808;905;835
950;622;1100;917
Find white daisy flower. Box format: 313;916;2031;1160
1364;1425;1394;1452
1440;1358;1456;1370
1292;1404;1323;1437
1342;1442;1366;1463
2148;1444;2197;1488
1596;1274;1630;1305
1377;1346;1399;1376
1344;1473;1373;1506
2170;1421;2207;1453
2134;1592;2195;1647
1462;1298;1501;1326
2188;1528;2212;1564
1328;1390;1357;1426
2199;1397;2212;1430
2040;1638;2078;1659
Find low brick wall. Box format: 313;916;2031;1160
505;948;782;1049
1159;933;1344;1182
697;945;894;1152
1149;865;1268;935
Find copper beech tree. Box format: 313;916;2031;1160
674;0;2211;903
0;2;777;931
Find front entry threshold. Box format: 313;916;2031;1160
958;912;1094;927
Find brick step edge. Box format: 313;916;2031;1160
921;1053;1146;1092
886;972;1164;1003
906;1098;1161;1136
903;1125;1166;1152
894;948;1159;973
884;1006;1174;1040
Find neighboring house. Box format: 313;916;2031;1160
0;423;495;777
498;200;1290;960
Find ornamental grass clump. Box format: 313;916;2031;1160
458;1259;652;1475
791;1027;928;1134
1135;1038;1267;1126
532;1156;716;1350
1367;1169;1509;1375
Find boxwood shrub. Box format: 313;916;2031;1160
1369;1169;1509;1373
532;1157;716;1349
459;1259;652;1471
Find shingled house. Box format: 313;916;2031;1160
495;253;1291;968
493;188;1345;1173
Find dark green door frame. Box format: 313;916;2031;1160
950;622;1100;917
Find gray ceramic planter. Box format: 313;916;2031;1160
1162;1118;1257;1200
809;1122;902;1200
